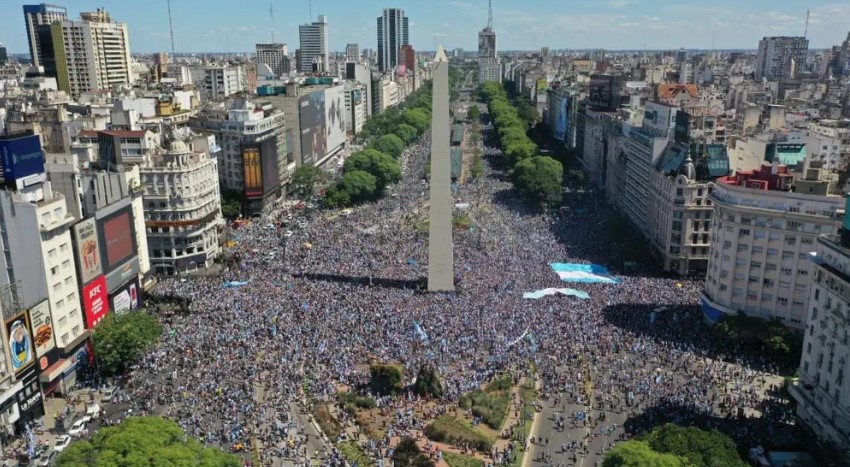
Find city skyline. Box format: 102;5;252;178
1;0;849;55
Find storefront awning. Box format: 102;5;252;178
40;358;71;383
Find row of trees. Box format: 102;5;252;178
324;85;434;208
478;82;563;207
603;423;747;467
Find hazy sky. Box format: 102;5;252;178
1;0;848;54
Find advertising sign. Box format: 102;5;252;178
554;96;570;142
299;91;326;165
28;300;55;360
106;257;140;292
674;111;691;144
242;145;263;197
260;137;280;195
72;218;103;285
97;207;136;273
0;134;45;186
82;275;108;328
6;312;34;374
324;86;347;154
109;277;142;313
644;102;674;134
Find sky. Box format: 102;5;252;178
1;0;849;55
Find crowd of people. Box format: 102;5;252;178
123;118;800;466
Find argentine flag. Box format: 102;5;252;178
550;263;621;284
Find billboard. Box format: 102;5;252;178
299;91;326;165
6;312;34;375
260;137;280;195
106;257;140;292
109;277;142;313
242;145;263;197
28;300;55;361
324;86;347;154
554;96;571;142
674;111;691;144
98;207;137;273
644;102;675;134
0;134;45;185
72;218;103;285
82;275;108;328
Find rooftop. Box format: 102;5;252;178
716;163;793;192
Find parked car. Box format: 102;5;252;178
68;419;87;437
37;452;56;466
53;435;72;452
101;386;117;402
86;403;101;420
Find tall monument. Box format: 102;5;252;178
427;46;454;291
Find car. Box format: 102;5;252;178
86;403;101;420
37;451;56;466
68;419;87;437
101;386;117;402
54;435;72;452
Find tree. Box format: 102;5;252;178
219;189;244;220
603;440;690;467
369;364;403;396
339;170;378;204
56;416;240;467
402;108;430;134
393;437;434;467
372;134;406;159
467;106;480;122
512;156;563;206
92;311;162;375
323;183;351;208
411;364;443;398
292;165;325;199
343;149;401;190
643;424;747;467
395;123;420;145
504;141;538;167
567;169;586;186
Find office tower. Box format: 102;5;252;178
51;9;133;98
298;15;329;74
22;4;67;76
478;0;501;84
755;36;809;80
256;43;290;77
0;44;7;66
346;43;360;63
377;8;409;72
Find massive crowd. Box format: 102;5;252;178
125;120;799;466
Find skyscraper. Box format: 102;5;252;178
478;0;501;84
22;4;67;76
51;9;133;98
345;43;360;63
256;43;290;77
755;36;809;80
0;44;7;66
298;15;329;74
377;8;409;73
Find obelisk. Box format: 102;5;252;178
427;46;454;291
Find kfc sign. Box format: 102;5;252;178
82;275;108;328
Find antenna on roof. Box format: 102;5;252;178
167;0;175;54
309;0;313;21
270;2;275;42
487;0;493;29
804;9;810;38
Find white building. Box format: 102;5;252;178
202;65;246;102
256;43;290;78
141;136;223;275
791;221;850;448
345;43;360;63
755;36;809;80
344;81;367;136
377;9;409;73
373;76;400;113
51;9;133;98
702;164;843;327
298;15;329;73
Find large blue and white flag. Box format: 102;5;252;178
413;321;429;341
550;263;621;284
223;280;249;288
523;288;590;300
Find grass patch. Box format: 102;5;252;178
416;220;430;235
444;451;484;467
338;392;377;415
424;415;495;453
458;375;512;429
339;441;374;467
313;403;342;440
506;378;537;467
452;214;473;230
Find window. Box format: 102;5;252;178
58;316;67;327
765;263;777;271
50;266;58;276
72;325;81;336
798;269;809;276
62;260;71;269
762;293;773;301
752;246;764;254
61;333;69;345
48;248;57;258
767;248;778;256
739;229;750;237
60;243;69;252
778;297;789;306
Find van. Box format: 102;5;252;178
86;403;101;419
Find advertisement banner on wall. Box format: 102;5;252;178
299;91;326;165
242;144;263;197
82;275;108;328
97;207;137;274
260;137;280;195
105;257;140;292
0;133;45;186
674;111;691;144
644;102;675;134
554;96;570;142
324;86;347;155
72;218;103;285
28;300;55;360
5;312;35;375
109;277;142;314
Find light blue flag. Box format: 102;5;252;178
550;263;621;284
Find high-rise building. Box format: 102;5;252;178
377;8;409;72
298;15;329;74
346;43;360;63
51;9;133;98
478;1;501;84
202;65;247;101
256;43;290;77
755;36;809;80
791;200;850;449
0;44;7;66
22;3;67;76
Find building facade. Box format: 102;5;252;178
298;15;329;73
51;9;133;98
478;26;501;85
202;65;247;102
346;43;360;63
702;164;843;328
377;8;409;73
755;36;809;80
255;43;290;78
22;3;67;76
344;81;367;137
